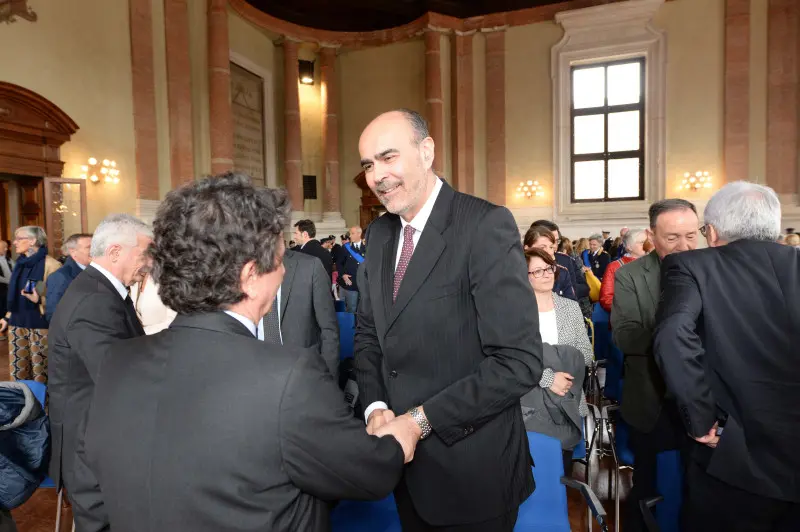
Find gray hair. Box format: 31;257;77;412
395;108;430;144
63;233;93;253
623;227;647;249
588;233;604;243
90;214;152;257
649;199;697;229
704;181;781;242
16;226;47;248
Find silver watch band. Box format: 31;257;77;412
408;407;432;440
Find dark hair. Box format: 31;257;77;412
395;108;430;145
341;234;349;242
559;237;573;255
1;239;10;260
523;225;556;250
150;172;290;314
531;219;560;239
294;219;316;238
63;233;93;252
524;248;560;282
648;199;697;229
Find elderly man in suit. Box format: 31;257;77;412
47;214;152;532
44;233;92;322
354;109;543;531
654;182;800;531
257;248;339;378
611;198;698;531
83;173;413;532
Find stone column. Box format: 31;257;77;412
425;30;445;176
766;0;798;198
452;31;475;194
165;0;195;187
320;46;346;226
485;29;506;206
724;0;750;184
208;0;234;175
283;39;305;216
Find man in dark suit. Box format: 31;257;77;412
587;233;611;280
47;214;152;532
44;233;92;322
294;219;333;280
654;182;800;531
355;109;543;531
337;226;365;313
84;173;412;532
611;198;698;532
258;248;339;377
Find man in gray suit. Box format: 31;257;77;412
611;198;699;532
258;248;339;377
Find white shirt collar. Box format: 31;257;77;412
223;310;258;337
400;177;443;234
89;262;128;300
77;262;87;270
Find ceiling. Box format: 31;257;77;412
244;0;570;32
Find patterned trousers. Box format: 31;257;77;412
8;325;49;383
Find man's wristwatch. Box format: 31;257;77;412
408;407;432;440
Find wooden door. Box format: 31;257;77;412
43;177;88;257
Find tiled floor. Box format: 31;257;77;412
2;341;630;531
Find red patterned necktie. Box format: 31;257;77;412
393;225;416;302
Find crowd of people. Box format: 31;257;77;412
1;108;798;532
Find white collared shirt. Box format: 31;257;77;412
223;310;258;338
89;262;128;300
394;177;443;271
365;177;443;424
256;286;282;344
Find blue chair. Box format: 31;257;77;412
330;494;401;532
516;432;608;532
18;380;68;532
336;311;355;360
649;450;683;532
334;300;346;313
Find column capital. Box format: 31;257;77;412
454;29;477;37
480;25;509;34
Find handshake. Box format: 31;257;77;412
366;408;424;464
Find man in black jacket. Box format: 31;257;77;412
355;109;542;531
294;219;333;281
654;182;800;531
337;226;365;313
84;174;412;532
48;214;152;532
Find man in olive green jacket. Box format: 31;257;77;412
611;198;698;532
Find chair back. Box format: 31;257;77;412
337;311;355;359
18;380;46;408
514;432;570;531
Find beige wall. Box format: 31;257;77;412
749;0;768;183
298;46;323;215
0;0;137;230
338;40;426;227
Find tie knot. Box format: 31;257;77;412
403;225;415;241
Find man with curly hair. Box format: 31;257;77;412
83;173;414;532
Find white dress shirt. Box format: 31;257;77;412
538;309;559;345
89;262;128;300
256;286;283;344
224;310;259;338
365;177;444;424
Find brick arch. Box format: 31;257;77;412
0;81;79;177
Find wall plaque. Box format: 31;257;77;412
230;62;266;187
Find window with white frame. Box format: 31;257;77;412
571;58;645;202
551;0;666;220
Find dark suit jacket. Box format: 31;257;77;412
611;251;665;432
299;239;333;280
653;240;800;503
279;250;339;377
556;251;589;300
47;266;145;492
590;249;610;280
336;242;365;292
44;257;84;322
84;312;404;532
354;180;543;525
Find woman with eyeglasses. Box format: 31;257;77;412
523;247;593;472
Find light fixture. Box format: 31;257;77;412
678;171;713;192
298;59;315;85
515;179;545;199
80;157;120;185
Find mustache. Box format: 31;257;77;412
375;179;402;194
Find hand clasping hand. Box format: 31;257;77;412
550;372;574;397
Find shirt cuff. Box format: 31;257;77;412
539;367;555;390
364;401;389;425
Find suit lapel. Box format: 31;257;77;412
386;182;453;330
378;217;400;327
280;253;297;321
641;252;661;311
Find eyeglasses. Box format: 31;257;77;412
699;224;708;236
528;266;556;278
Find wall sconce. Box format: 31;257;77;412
298;60;315;85
80;157;120;184
515;180;544;199
679;171;712;192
